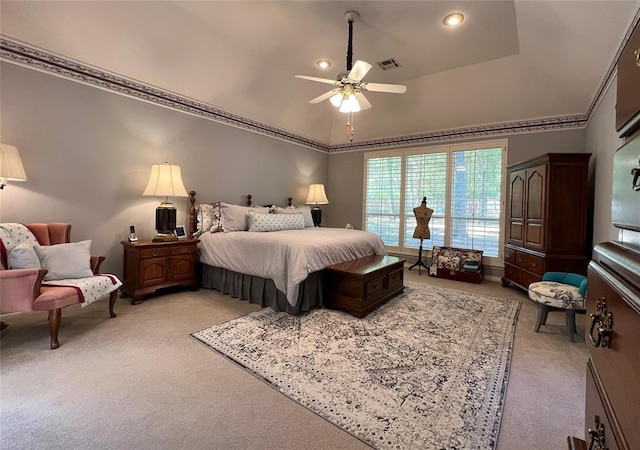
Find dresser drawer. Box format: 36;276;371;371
585;359;621;450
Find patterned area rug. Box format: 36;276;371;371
191;281;521;449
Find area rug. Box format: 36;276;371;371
191;281;521;449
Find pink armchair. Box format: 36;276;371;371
0;223;120;349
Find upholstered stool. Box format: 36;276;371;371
528;272;587;342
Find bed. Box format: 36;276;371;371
188;191;387;313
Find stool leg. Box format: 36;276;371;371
535;303;549;332
566;309;577;342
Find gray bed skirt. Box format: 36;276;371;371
200;263;325;314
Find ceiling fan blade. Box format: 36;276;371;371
348;60;372;82
355;92;372;110
309;89;341;104
362;82;407;94
294;75;340;86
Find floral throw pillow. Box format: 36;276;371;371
194;202;223;238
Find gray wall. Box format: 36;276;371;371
0;62;328;275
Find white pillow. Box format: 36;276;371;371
7;243;41;269
34;240;93;281
248;210;305;232
220;202;269;232
273;205;315;228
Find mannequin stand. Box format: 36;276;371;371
408;238;429;274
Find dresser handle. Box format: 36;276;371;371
589;297;613;348
531;261;537;267
181;248;188;253
632;157;640;191
152;251;159;257
587;415;607;450
635;48;640;67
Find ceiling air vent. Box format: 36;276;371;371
376;58;401;71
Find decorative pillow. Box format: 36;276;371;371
194;203;222;237
34;240;93;281
463;260;480;273
220;202;270;232
273;205;315;228
8;243;41;269
437;254;461;271
248;210;305;232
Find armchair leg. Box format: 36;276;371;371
108;290;117;318
48;308;62;349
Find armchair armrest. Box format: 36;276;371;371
0;268;48;312
90;256;105;274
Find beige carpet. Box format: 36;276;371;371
0;269;588;449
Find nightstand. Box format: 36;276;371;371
120;239;200;304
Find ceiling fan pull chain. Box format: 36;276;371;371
346;112;355;141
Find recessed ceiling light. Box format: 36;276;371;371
316;59;332;69
443;13;464;27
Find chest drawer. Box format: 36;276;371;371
504;247;515;264
515;251;528;268
527;254;545;275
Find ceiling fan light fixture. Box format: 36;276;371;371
443;13;464;27
316;59;332;69
339;94;361;113
329;92;343;107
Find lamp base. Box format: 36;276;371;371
152;232;178;242
311;207;322;227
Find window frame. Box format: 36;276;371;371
363;139;507;267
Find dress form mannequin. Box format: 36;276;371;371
409;197;433;274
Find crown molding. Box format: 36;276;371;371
2;29;633;154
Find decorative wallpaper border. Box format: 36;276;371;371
1;13;637;154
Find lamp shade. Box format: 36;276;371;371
0;144;27;188
306;184;329;205
142;163;188;198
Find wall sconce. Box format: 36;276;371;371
142;162;188;241
0;144;27;189
306;183;329;227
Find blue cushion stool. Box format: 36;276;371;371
527;272;587;342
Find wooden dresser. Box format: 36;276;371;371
571;242;640;450
568;22;640;449
502;153;591;291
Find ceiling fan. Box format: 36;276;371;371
294;10;407;114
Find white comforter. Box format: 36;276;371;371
197;228;387;306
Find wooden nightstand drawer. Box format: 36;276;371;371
171;245;196;256
139;248;171;259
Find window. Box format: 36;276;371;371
364;140;506;264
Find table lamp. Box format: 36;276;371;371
0;144;27;189
306;183;329;227
143;162;188;241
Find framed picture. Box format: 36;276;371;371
175;225;187;240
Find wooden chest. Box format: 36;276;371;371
325;255;405;318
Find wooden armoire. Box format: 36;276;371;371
502;153;592;291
